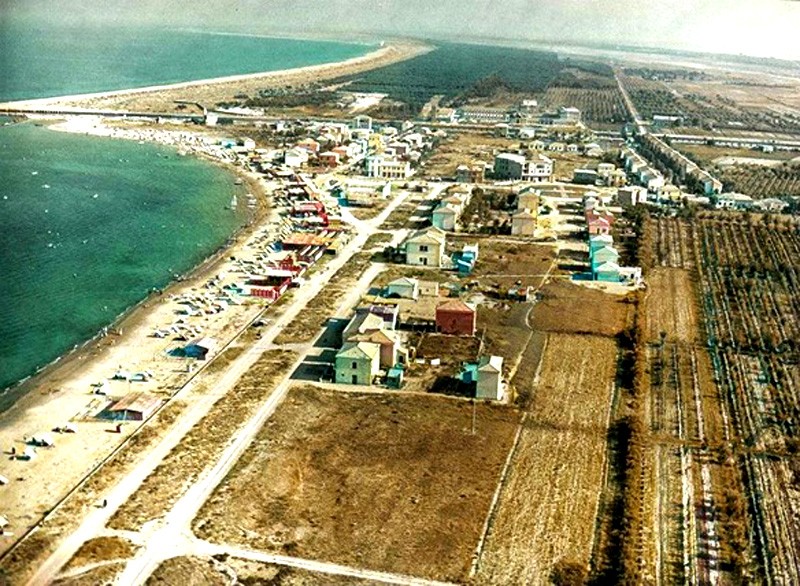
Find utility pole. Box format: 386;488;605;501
472;400;476;435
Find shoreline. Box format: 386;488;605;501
0;113;297;558
0;38;432;112
0;117;270;416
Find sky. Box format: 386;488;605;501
4;0;800;61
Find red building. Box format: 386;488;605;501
435;300;476;336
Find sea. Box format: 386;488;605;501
0;23;374;402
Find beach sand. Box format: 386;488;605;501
0;116;286;558
0;37;426;561
0;39;432;114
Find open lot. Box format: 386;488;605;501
148;555;376;585
477;333;618;585
464;237;557;290
194;385;521;583
530;279;636;337
108;350;297;531
420;131;517;179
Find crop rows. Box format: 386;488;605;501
717;164;800;198
621;74;800;133
654;217;694;269
690;218;800;583
538;87;629;124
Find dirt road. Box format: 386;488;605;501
26;189;410;586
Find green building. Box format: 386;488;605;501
335;341;381;385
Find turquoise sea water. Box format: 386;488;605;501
0;22;373;102
0;123;248;396
0;23;372;402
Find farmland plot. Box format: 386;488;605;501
476;333;617;585
686;217;800;583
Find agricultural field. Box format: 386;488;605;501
194;385;521;583
648;215;800;584
621;71;800;134
530;279;636;337
538;87;629;126
716;162;800;198
476;333;618;585
674;143;797;168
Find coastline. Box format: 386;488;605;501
0;38;432;114
0;113;292;558
0;37;423;558
0;117;270;413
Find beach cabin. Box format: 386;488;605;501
386;365;405;389
594;261;622;283
476;356;504;400
432;204;459;231
106;392;162;421
517;189;540;211
591;245;620;271
355;304;399;331
588;216;611;236
185;337;217;360
436;300;477;336
335;342;381;385
349;328;399;369
386;277;420;300
589;235;614;258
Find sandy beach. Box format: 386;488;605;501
0;35;427;561
0;114;296;557
0;38;431;114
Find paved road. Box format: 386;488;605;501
27;189;409;586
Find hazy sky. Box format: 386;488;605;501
4;0;800;61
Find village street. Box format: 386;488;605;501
26;188;411;586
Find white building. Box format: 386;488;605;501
405;226;446;267
493;153;553;182
365;155;412;180
386;277;420;300
476;356;504;400
617;186;649;206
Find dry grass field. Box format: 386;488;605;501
63;537;137;571
420;131;517;179
645;268;700;344
52;563;125;586
108;350;297;531
476;333;618;585
146;556;228;586
531;279;636;337
466;237;557;290
194;385;521;583
145;556;375;585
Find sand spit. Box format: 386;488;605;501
0;39;432;114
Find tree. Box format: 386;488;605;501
551;560;588;586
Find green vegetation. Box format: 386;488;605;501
334;43;565;113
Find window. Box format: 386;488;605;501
352;361;358;369
419;245;429;252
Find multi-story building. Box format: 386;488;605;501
365;155;412;180
493;153;553;182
